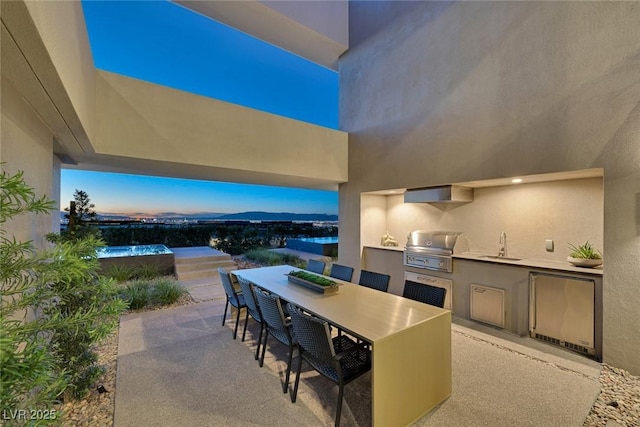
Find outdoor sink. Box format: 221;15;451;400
480;255;523;261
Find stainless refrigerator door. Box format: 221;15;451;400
530;272;595;350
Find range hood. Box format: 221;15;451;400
404;185;474;204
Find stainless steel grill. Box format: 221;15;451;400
403;230;463;273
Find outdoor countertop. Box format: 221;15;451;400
363;245;603;276
453;252;603;276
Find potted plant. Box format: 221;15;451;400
287;270;339;293
567;241;603;268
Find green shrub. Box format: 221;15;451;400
105;264;137;282
122;281;151;310
280;253;308;269
1;168;125;411
151;277;187;306
244;248;306;268
43;235;127;400
120;278;186;310
245;248;282;265
134;263;161;280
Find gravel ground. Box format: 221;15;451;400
55;258;640;426
56;329;118;427
58;326;640;427
584;364;640;427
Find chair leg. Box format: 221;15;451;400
283;343;294;393
335;383;345;427
291;354;303;403
241;310;250;341
233;307;241;339
259;331;269;367
255;323;264;361
222;300;229;326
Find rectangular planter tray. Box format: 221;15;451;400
287;274;339;294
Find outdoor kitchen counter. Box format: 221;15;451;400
453;252;603;276
363;244;404;252
362;245;602;357
362;246;602;276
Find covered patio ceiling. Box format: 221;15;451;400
1;0;348;191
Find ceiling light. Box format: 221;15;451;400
511;178;523;184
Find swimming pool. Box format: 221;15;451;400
286;237;338;256
96;244;173;259
96;245;174;275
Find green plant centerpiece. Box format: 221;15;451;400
287;270;339;293
567;241;603;268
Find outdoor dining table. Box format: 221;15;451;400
232;264;451;427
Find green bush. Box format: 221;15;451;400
99;223;339;254
105;264;138;282
244;248;306;268
1;168;125;413
134;263;161;280
43;235;127;400
122;281;151;310
119;277;187;310
280;253;308;268
105;263;164;282
152;277;187;306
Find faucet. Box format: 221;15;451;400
498;231;507;258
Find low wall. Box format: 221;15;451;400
98;253;175;276
286;238;338;256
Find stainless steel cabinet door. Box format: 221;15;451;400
529;273;595;351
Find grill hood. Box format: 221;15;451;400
404;185;474;204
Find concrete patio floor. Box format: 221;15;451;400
114;254;603;426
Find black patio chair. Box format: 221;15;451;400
358;270;390;292
306;259;326;275
402;280;447;308
218;268;248;339
329;263;354;282
287;303;371;427
236;276;266;361
252;287;297;392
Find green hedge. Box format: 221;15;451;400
99;223;338;255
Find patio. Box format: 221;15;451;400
114;301;601;426
113;273;603;426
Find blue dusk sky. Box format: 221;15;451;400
62;0;339;215
61;170;338;216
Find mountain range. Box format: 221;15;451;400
60;211;338;222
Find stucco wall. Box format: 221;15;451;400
1;0;96;158
94;71;348;189
363;177;604;263
260;0;349;47
340;1;640;374
23;0;96;145
1;78;57;248
176;0;347;70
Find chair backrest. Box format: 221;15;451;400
287;304;335;364
237;276;262;322
306;259;326;275
253;287;293;345
218;268;241;306
358;270;391;292
402;280;446;308
329;263;354;282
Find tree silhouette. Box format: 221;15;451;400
64;189;100;240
